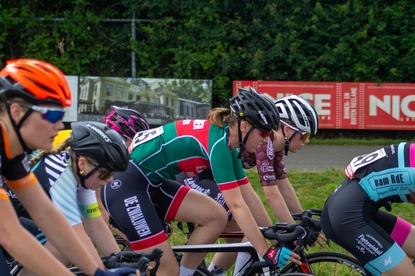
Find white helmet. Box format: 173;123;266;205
275;95;319;135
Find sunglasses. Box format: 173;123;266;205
281;121;311;142
18;103;65;124
87;159;115;181
257;128;273;138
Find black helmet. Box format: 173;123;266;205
104;106;149;140
275;95;319;135
69;121;129;172
229;87;279;131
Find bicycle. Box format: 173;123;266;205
279;209;370;276
173;221;312;275
7;248;163;276
174;208;369;276
110;208;370;275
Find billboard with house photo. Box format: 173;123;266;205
74;77;212;126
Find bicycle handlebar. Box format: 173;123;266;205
104;248;163;276
260;224;305;244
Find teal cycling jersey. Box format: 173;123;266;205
129;119;249;191
344;142;415;209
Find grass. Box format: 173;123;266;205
169;167;414;275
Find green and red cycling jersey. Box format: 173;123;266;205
129;119;249;191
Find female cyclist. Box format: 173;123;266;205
7;121;129;275
98;106;150;239
100;88;301;276
321;142;415;276
0;59;136;276
177;95;320;274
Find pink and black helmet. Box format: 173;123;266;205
104;106;149;140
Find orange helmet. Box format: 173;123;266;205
0;59;72;107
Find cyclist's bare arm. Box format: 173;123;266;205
276;178;303;214
72;223;106;268
82;215;121;256
222;187;270;256
15;183;99;275
0;196;73;275
239;183;273;226
263;185;295;223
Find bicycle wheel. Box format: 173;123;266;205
280;252;370;276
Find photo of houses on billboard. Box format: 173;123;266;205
77;77;212;126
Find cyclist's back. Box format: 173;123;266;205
321;142;415;276
130;119;247;190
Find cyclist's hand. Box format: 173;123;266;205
94;267;139;276
306;227;320;248
306;227;327;249
263;246;301;268
315;232;327;248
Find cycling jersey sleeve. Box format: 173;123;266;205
210;139;246;191
231;149;249;186
0;188;9;201
273;150;288;181
3;154;36;190
49;166;81;226
77;186;100;219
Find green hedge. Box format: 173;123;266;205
2;1;415;107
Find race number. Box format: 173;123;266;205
129;127;164;153
345;148;387;179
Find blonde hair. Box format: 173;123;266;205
29;138;71;166
206;107;238;128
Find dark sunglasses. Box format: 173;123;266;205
257;128;273;138
281;121;311;142
18;103;65;124
87;159;115;181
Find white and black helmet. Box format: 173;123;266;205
275;95;319;135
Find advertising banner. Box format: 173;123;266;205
234;81;415;130
64;76;212;125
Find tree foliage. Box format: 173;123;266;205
2;0;415;107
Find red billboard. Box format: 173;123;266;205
234;81;415;130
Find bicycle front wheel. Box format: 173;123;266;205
280;252;369;276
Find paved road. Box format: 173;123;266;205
284;145;382;172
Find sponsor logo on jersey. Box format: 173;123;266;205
196;165;207;173
22;155;30;172
6;189;18;199
124;195;151;237
263;175;276;181
267;138;274;159
193;120;205;130
260;163;273;173
111;179;122;189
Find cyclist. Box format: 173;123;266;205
177;94;320;274
321;142;415;276
100;88;301;276
6;121;129;274
241;95;318;222
0;59;136;276
98;106;150;239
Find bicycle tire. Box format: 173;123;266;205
280;251;370;276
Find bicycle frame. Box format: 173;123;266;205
171;241;277;276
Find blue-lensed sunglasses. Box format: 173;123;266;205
18;103;65;124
